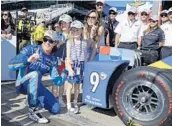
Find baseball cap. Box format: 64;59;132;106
168;7;172;13
161;10;168;14
71;20;84;29
150;15;159;21
140;8;149;14
128;7;137;13
96;0;105;4
44;30;58;42
109;7;117;12
21;7;28;11
58;14;72;23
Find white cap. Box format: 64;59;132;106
58;14;72;23
161;10;168;14
71;20;84;29
109;7;117;12
140;8;149;14
96;0;105;4
150;15;159;21
128;7;137;13
44;30;58;41
168;7;172;13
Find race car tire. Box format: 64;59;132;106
112;66;172;126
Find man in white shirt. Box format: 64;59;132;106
138;8;150;50
161;7;172;59
115;7;141;50
160;10;169;25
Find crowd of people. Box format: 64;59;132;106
3;0;172;124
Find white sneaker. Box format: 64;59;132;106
28;107;49;124
74;103;80;114
67;107;75;113
59;97;66;107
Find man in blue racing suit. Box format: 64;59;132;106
8;30;67;123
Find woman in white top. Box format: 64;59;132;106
65;20;87;113
83;9;104;61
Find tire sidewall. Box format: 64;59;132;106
113;67;172;126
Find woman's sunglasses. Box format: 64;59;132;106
160;13;168;17
3;13;8;16
149;19;158;23
43;37;54;44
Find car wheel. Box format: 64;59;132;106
112;66;172;126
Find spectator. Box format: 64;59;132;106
160;10;169;25
140;15;165;65
65;20;87;114
161;7;172;59
95;0;105;18
1;11;15;39
8;31;67;124
138;9;150;50
105;7;119;47
83;9;104;61
115;7;141;50
53;14;72;108
18;7;32;50
32;20;47;45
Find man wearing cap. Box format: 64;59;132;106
138;8;149;50
18;7;32;50
105;7;119;46
96;0;105;17
160;7;172;59
8;31;67;123
115;7;141;49
140;15;165;65
160;10;169;25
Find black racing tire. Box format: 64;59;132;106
112;66;172;126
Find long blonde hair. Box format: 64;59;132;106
145;22;160;35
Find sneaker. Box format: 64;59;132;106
28;107;49;124
74;103;80;114
67;107;75;113
58;97;66;107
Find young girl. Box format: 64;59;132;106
65;20;87;113
52;14;72;107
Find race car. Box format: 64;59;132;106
82;46;172;126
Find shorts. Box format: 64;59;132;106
67;61;85;84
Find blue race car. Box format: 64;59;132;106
82;47;172;126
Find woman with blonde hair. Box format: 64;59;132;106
83;9;104;61
139;15;165;65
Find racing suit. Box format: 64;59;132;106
8;45;67;114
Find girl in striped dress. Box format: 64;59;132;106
65;20;87;114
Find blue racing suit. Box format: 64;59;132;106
8;45;67;114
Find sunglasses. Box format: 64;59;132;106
128;12;135;15
109;12;117;15
141;12;148;16
43;37;54;44
160;13;168;17
3;14;8;16
149;20;157;23
87;16;96;20
96;2;103;6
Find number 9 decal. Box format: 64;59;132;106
90;72;100;92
